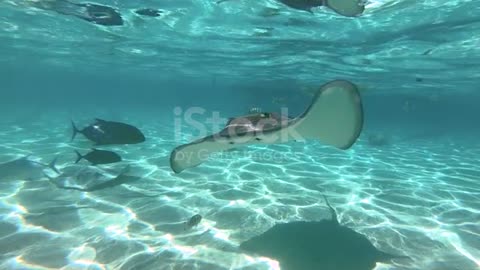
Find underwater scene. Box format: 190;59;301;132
1;0;480;269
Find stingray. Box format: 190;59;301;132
240;197;409;270
47;165;139;192
170;80;363;173
30;0;124;26
0;155;59;181
217;0;365;17
278;0;365;17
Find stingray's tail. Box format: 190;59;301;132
322;195;339;225
324;0;365;17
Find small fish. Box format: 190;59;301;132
135;8;162;17
422;49;433;55
184;214;202;230
71;118;145;145
74;149;122;165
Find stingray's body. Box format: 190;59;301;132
240;198;408;270
30;0;124;26
278;0;365;16
0;156;58;181
277;0;323;13
217;0;365;17
170;80;363;173
48;165;138;192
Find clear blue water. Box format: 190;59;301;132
1;0;480;269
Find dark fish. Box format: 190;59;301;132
135;8;162;17
240;196;409;270
0;155;59;181
71;118;145;145
74;149;122;165
30;0;124;26
184;214;202;230
422;49;433;55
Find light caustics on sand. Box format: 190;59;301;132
0;119;479;269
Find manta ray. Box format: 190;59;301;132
239;197;409;270
170;80;364;173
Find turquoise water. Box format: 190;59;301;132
1;0;480;269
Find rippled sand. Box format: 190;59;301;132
0;117;479;270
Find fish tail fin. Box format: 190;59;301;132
117;165;131;177
71;120;80;142
74;150;83;164
48;157;60;174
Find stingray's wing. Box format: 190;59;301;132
169;79;363;173
325;0;365;17
170;136;237;173
286;80;363;149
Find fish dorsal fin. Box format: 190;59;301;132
323;195;339;225
95;118;107;123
